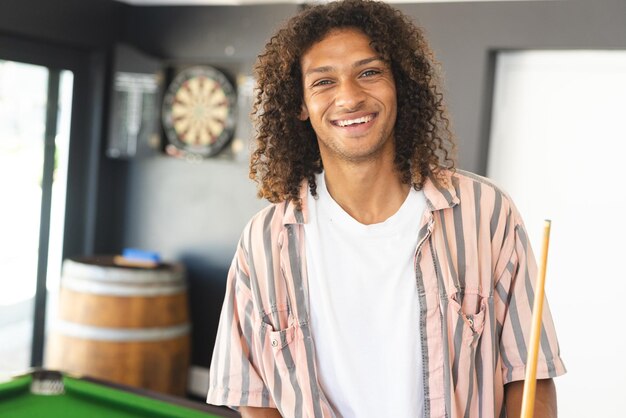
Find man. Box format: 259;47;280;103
207;1;566;417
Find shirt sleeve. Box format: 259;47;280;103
495;210;567;385
206;236;276;409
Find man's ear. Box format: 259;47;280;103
298;103;309;121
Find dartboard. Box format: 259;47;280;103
161;66;237;157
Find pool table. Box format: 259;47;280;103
0;370;240;417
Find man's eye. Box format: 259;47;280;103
361;69;381;77
313;79;332;87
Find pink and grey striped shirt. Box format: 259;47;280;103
207;169;566;417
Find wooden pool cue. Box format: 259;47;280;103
520;219;552;418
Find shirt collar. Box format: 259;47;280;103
422;170;459;211
282;170;459;225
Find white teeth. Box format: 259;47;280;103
336;114;374;127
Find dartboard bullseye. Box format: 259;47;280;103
162;66;237;157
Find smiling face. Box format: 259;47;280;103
299;28;397;167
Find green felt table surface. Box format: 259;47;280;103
0;373;233;417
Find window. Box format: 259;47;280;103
488;50;626;417
0;60;73;378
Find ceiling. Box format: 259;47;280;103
118;0;549;6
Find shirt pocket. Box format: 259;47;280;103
448;292;488;348
446;293;490;416
258;311;300;373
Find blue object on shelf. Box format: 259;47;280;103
122;248;161;263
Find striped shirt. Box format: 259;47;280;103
207;169;566;418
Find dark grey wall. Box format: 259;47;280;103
122;4;298;61
0;0;122;48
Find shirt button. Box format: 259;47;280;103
271;339;278;347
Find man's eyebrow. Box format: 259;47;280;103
353;56;383;67
304;66;334;77
303;56;384;77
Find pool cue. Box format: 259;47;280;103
520;219;552;418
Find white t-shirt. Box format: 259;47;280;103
304;173;426;418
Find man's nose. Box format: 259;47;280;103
335;79;365;111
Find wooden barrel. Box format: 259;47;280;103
47;256;190;396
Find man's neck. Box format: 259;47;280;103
322;159;410;225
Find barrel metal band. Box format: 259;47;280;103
62;276;186;296
63;259;185;284
54;320;191;342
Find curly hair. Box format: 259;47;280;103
250;0;456;208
